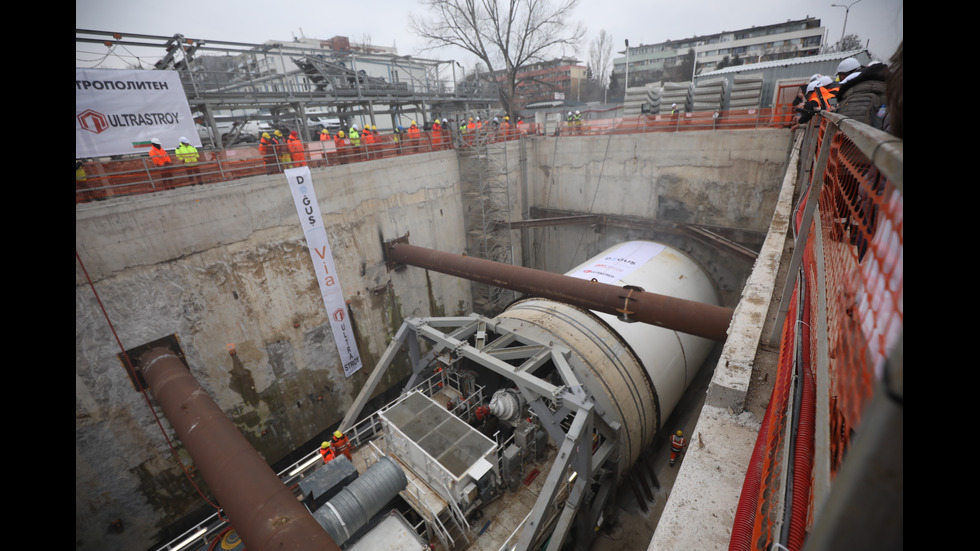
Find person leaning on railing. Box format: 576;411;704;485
175;137;202;186
148;138;174;188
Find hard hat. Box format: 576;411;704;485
411;120;417;125
836;57;860;75
180;136;189;143
290;130;298;137
817;76;834;88
809;73;822;82
568;111;572;115
372;125;377;130
435;119;440;124
334;430;344;439
352;124;358;130
676;430;683;437
321;129;328;133
151;138;161;145
337;130;344;137
504;116;509;120
575;110;580;114
321;441;330;448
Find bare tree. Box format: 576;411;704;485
588;29;613;102
830;33;863;53
411;0;585;116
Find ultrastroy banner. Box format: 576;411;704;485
286;167;363;377
75;68;199;158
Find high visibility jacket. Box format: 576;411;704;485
363;130;375;145
670;434;686;453
259;137;272;156
287;136;306;165
407;126;421;141
808;86;836;111
319;131;330;141
319;447;335;463
149;146;171;167
349;129;360;146
332;433;351;459
175;144;199;165
334;135;346;148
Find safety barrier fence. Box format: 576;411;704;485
732;111;902;550
76;107;792;204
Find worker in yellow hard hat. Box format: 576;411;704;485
331;430;352;461
259;132;277;173
319;441;335;464
333;130;347;165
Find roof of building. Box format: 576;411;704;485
699;49;870;77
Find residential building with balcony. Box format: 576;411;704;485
613;17;826;87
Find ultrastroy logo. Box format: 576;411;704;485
77;109;109;134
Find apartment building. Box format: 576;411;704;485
613;17;826;86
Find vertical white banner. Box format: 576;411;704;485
286;167;363;377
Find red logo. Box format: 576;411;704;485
77;109;109;134
332;308;345;322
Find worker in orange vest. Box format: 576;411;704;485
259;132;278;173
669;430;687;466
287;131;306;167
332;430;352;461
333;130;347;164
431;119;443;149
148;138;175;188
319;441;335;464
406;121;421;152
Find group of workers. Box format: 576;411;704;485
793;56;889;131
258;129;309;173
143;113;529;184
147;136;201;188
319;430;352;464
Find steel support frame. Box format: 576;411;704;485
407;315;620;551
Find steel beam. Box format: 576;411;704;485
387;243;733;341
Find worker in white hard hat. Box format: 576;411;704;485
175;136;202;185
835;57;862;82
148;137;174;188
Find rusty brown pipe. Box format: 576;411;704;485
388;243;733;341
138;347;340;551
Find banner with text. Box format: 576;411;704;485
286;167;363;377
75;68;199;159
567;241;665;284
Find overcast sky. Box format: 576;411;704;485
76;0;902;70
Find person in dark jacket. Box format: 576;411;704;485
835;61;889;129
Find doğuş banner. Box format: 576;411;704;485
76;68;199;159
286;167;363;377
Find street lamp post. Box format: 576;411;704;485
624;39;630;92
831;0;864;42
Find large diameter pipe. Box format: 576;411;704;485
388;243;733;341
315;455;408;545
138;347;340;551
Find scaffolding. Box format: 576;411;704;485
452;123;518;316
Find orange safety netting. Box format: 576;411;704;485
741;115;902;549
76;109;790;204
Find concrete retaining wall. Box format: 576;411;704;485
75;128;791;551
